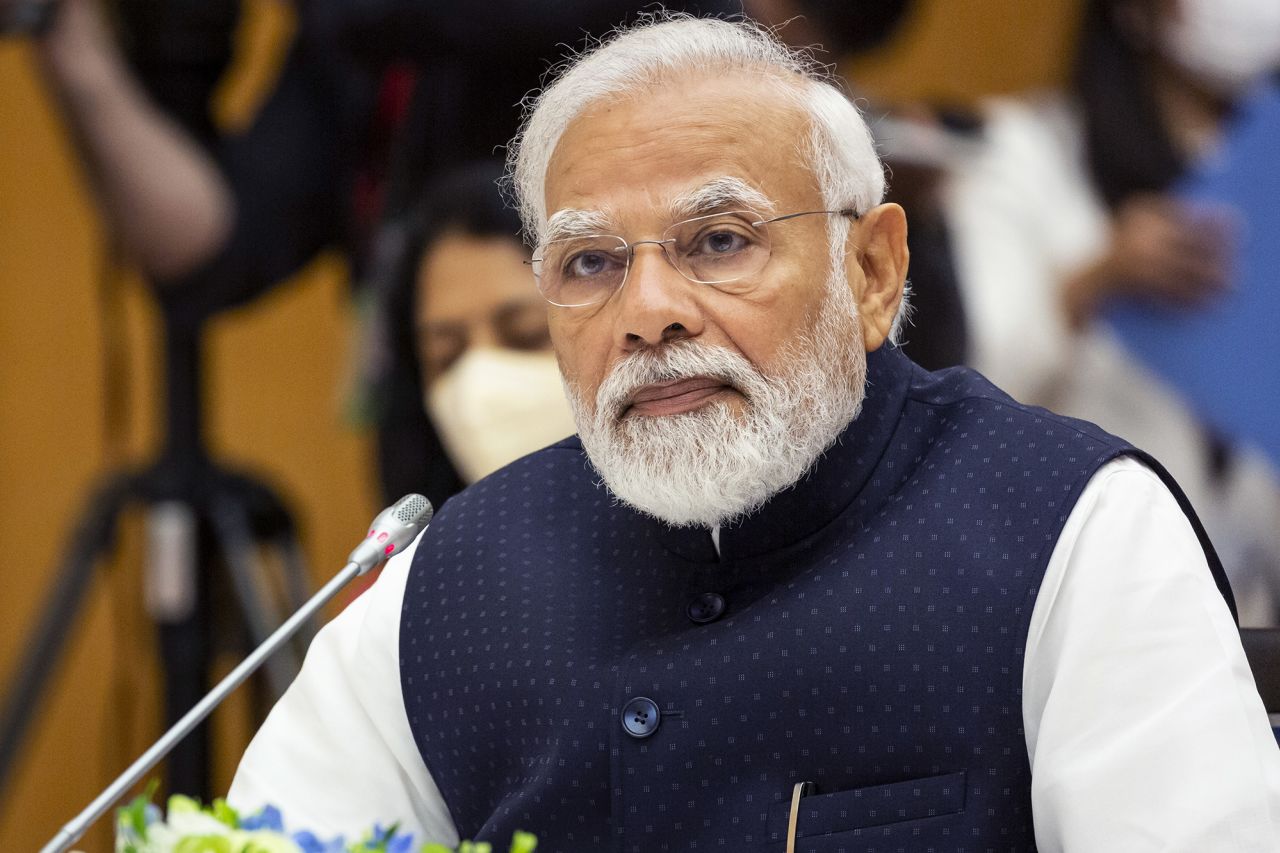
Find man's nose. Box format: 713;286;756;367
614;242;705;350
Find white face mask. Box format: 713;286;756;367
427;347;578;483
1160;0;1280;99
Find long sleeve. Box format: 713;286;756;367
1024;456;1280;851
227;534;459;846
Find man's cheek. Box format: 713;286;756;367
550;341;582;386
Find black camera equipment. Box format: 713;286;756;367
0;0;315;808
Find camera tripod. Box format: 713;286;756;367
0;296;316;808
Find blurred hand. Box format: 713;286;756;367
1105;194;1234;301
9;0;235;280
1064;193;1236;327
0;0;112;80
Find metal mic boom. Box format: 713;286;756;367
38;495;433;853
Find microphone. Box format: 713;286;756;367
347;492;432;573
39;495;433;853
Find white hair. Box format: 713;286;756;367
508;13;886;243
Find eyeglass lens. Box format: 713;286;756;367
533;211;771;307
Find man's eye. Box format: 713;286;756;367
565;250;622;278
695;229;750;255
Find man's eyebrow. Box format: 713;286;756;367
669;177;776;221
543;208;615;243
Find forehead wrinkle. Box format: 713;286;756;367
668;176;777;221
543;207;616;243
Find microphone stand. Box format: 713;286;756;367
39;558;367;853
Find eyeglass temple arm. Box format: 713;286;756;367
755;208;860;227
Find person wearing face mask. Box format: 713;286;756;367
372;162;577;505
944;0;1280;625
1158;0;1280;100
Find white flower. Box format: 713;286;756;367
161;810;233;838
234;830;304;853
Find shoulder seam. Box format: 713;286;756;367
906;390;1127;450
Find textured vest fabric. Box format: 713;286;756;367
399;345;1228;853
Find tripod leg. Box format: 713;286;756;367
206;495;300;698
0;474;135;804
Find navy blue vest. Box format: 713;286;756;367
400;346;1229;852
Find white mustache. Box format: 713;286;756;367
595;342;762;420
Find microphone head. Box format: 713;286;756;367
347;493;434;574
392;493;433;528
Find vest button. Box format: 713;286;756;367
687;592;726;624
620;696;661;738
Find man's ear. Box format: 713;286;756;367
845;202;908;351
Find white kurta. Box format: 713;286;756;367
229;457;1280;851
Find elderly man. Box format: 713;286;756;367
230;15;1280;852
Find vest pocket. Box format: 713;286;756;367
767;770;967;840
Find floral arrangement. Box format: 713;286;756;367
115;785;536;853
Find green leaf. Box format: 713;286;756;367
363;821;401;851
508;831;537;853
173;834;233;853
168;793;203;815
117;778;161;842
211;798;241;829
419;844;453;853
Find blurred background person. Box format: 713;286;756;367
383;161;577;503
944;0;1280;625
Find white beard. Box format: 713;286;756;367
566;267;867;528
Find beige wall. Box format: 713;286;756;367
848;0;1084;105
0;1;1080;849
